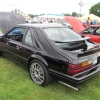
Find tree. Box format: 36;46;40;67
90;2;100;17
28;14;35;18
64;13;71;16
72;12;77;17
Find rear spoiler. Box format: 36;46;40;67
78;46;100;57
54;37;90;43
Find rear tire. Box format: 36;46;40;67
29;60;53;86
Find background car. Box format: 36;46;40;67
0;12;25;35
79;25;100;44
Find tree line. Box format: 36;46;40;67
28;12;82;18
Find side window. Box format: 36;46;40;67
24;30;33;47
83;27;96;34
6;27;26;42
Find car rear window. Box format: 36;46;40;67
43;27;86;50
43;27;81;42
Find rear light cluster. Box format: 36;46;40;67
68;61;93;75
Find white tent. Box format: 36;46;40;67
38;14;64;19
78;14;100;22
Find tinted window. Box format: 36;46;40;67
6;27;26;42
84;27;96;34
43;27;84;49
43;27;81;41
24;30;33;47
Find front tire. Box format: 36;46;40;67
29;60;53;86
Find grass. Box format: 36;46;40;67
0;57;100;100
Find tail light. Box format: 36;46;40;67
68;61;93;75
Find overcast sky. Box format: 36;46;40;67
0;0;100;15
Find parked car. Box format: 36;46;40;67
0;12;25;35
79;25;100;44
65;17;100;45
0;23;100;91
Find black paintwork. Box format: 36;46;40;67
0;23;100;86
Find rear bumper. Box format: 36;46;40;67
49;63;100;85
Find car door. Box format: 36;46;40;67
20;28;42;67
81;27;100;43
2;27;27;64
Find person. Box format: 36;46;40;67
92;19;97;25
42;18;49;24
90;20;93;25
86;17;90;28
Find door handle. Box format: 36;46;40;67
98;38;100;40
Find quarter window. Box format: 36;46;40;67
24;30;33;47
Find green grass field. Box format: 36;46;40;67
0;57;100;100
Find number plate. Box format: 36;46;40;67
93;58;97;65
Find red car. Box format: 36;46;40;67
65;16;100;44
65;16;85;32
79;25;100;44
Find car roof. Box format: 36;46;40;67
16;23;65;28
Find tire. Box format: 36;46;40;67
29;60;53;86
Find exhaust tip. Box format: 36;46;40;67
58;81;80;91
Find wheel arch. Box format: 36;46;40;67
28;54;48;70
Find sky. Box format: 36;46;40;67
0;0;100;15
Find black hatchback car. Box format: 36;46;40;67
0;23;100;90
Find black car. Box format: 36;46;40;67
0;23;100;90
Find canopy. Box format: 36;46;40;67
38;13;64;19
78;14;100;22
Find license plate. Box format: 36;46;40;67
93;58;97;64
